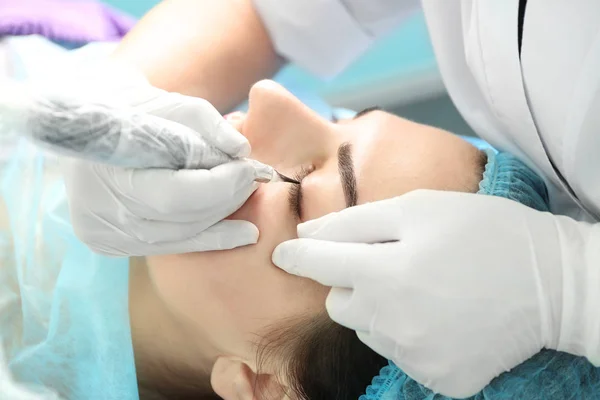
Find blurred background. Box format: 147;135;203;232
103;0;475;136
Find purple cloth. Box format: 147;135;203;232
0;0;136;43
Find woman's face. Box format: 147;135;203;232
146;80;483;363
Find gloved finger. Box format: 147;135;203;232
147;219;259;255
120;161;258;220
130;182;256;225
297;197;404;243
356;331;400;362
325;287;376;332
121;209;256;244
272;239;397;288
145;93;251;158
113;169;255;230
94;220;260;257
154;184;256;223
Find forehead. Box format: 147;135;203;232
345;112;479;204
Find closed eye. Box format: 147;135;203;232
287;166;312;220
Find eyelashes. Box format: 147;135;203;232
354;106;382;119
287;165;312;220
287;181;301;220
330;106;381;123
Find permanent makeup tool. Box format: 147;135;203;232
249;159;300;184
0;82;300;184
274;172;300;184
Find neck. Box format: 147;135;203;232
128;257;215;396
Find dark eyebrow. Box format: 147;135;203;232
353;106;382;120
338;142;358;208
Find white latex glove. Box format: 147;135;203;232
62;158;259;256
1;62;261;256
272;190;600;398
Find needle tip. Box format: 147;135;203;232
276;171;300;184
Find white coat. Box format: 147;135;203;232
253;0;600;222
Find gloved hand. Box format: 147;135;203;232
273;190;600;398
15;61;260;256
62;158;259;256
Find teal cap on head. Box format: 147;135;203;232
477;149;549;212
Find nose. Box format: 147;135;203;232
241;80;333;170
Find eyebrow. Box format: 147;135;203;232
353;106;382;120
338;142;358;208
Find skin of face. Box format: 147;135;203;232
140;80;484;396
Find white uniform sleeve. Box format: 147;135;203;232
252;0;420;78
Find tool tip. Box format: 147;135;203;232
276;171;300;184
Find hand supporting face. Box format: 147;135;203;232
273;189;600;398
8;62;262;256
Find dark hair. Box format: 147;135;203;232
139;313;386;400
257;313;388;400
138;369;220;400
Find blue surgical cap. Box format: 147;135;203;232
478;149;549;212
360;149;600;400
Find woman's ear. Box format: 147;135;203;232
211;356;288;400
